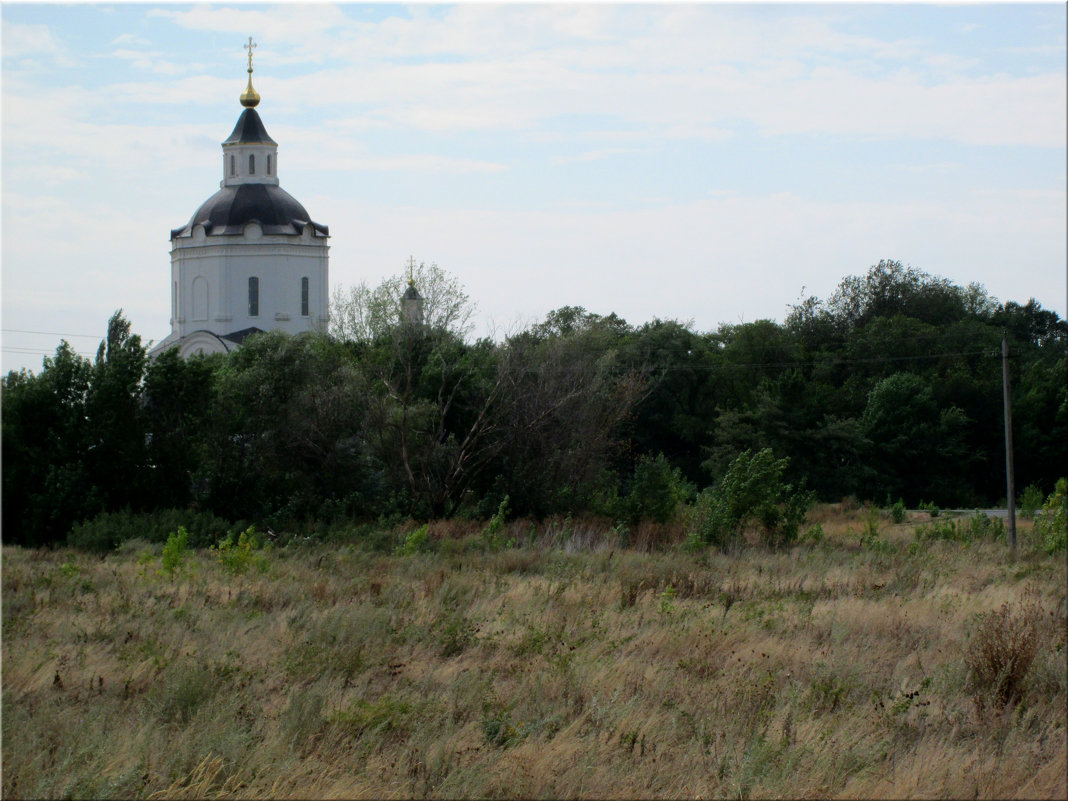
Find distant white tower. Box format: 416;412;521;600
151;38;329;359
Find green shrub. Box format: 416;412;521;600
1036;478;1067;554
966;511;1005;541
918;500;941;518
917;512;1005;545
67;508;232;552
395;524;432;556
623;453;695;524
689;449;812;550
859;509;896;554
160;527;191;576
915;519;968;544
658;585;677;616
329;694;423;742
889;498;907;524
862;507;880;540
213;526;270;576
481;496;513;552
1019;484;1045;519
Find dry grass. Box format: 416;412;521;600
2;509;1065;799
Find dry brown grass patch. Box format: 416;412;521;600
966;585;1050;717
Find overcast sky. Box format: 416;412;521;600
3;3;1066;374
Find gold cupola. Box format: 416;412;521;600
240;36;261;108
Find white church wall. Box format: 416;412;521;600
171;235;328;338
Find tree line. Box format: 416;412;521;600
3;260;1065;548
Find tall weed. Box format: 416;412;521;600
965;587;1047;717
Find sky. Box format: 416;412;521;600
2;2;1066;374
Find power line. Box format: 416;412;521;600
2;328;100;339
2;347;96;357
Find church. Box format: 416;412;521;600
149;40;329;359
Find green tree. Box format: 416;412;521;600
202;331;380;525
487;309;646;517
860;372;972;505
330;260;474;343
691;448;812;550
142;349;221;509
84;311;149;512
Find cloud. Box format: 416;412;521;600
2;87;220;174
107;49;204;75
320;186;1066;340
1;21;76;65
323;154;509;174
550;147;640;166
147;4;353;63
110;33;152;47
2;4;1065;376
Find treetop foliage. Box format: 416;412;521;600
3;260;1065;547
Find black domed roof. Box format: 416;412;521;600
223;108;277;146
170;183;329;239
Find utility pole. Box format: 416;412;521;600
1002;337;1017;555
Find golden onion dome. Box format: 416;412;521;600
240;74;260;108
240;36;260;108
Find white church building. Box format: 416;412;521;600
150;42;329;359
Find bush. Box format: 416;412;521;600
688;448;813;550
914;518;969;544
918;500;940;518
1018;484;1045;519
481;496;513;552
1035;478;1067;555
622;453;695;524
966;511;1005;541
212;526;270;576
160;527;191;576
395;524;432;556
965;588;1046;717
889;498;907;524
67;508;232;552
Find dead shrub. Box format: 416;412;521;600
965;587;1047;717
630;520;686;552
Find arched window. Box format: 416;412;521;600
249;154;255;175
230;155;235;176
301;277;309;316
173;281;178;318
266;155;272;175
248;276;259;317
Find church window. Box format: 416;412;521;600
301;277;309;316
192;277;208;321
249;154;255;175
230;155;235;176
248;276;259;317
173;282;178;318
267;155;272;175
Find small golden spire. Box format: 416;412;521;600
240;36;260;108
406;255;417;287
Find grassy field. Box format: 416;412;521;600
2;507;1065;799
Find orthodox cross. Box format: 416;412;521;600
406;256;417;284
244;37;256;74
